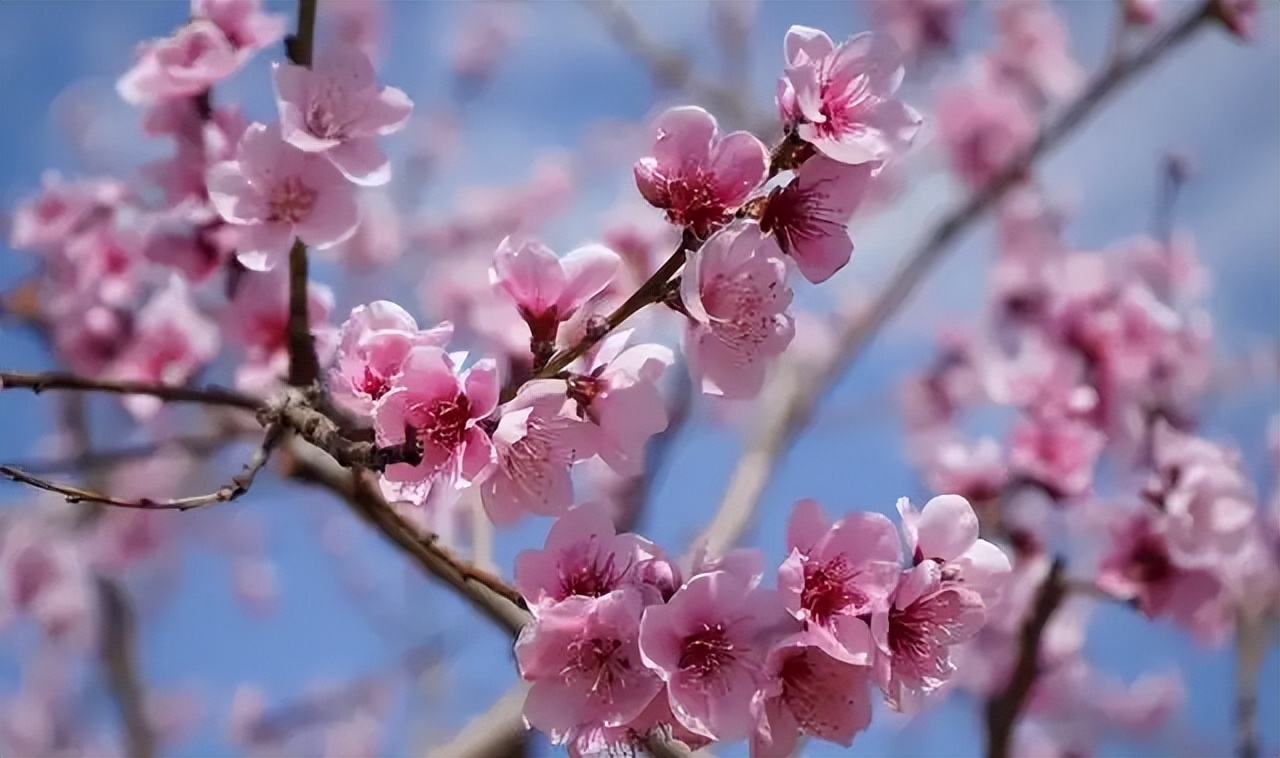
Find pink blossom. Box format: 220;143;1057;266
681;222;794;399
223;268;335;393
8;173;127;253
193;0;287;58
777;27;922;165
935;65;1037;189
639;571;794;741
1008;409;1105;500
760;155;874;283
565;684;711;757
273;43;413;185
0;525;95;646
329;301;453;416
990;0;1083;104
871;562;984;710
633;106;768;237
207;122;360;270
868;0;964;61
514;502;654;608
479;381;596;524
374;346;499;503
1210;0;1259;39
516;590;662;742
568;330;675;477
750;635;874;757
777;499;901;664
920;436;1009;503
59;223;144;308
896;495;1011;603
110;278;220;418
117;20;239;105
490;236;620;343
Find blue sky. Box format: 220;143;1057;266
0;1;1276;756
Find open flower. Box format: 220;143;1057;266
117;20;239;104
682;222;794;399
777;27;922;165
207;122;359;270
634;106;768;237
490;236;620;345
760;155;875;283
273;43;413;185
896;494;1010;603
329;301;452;415
514;502;651;609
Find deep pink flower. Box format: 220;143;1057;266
207;122;360;270
479;381;596;524
777;27;922;165
896;495;1010;603
193;0;286;58
569;330;675;477
514;502;652;609
633;106;768;237
750;634;874;757
639;571;794;741
777;499;901;664
374;346;499;503
760;154;874;283
516;590;662;742
681;222;794;399
490;236;620;343
329;301;453;415
871;562;984;710
273;43;413;186
117;20;239;105
935;65;1037;189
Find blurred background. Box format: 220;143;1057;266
0;1;1276;756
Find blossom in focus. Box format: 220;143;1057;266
490;236;620;344
633;106;768;237
329;301;453;415
208;122;360;270
681;222;794;399
760;154;874;283
777;26;922;165
896;494;1011;604
273;43;413;185
117;20;240;105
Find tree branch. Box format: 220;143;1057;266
702;1;1217;556
98;577;157;758
283;0;320;386
0;370;261;411
984;559;1068;758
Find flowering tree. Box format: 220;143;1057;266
0;1;1276;757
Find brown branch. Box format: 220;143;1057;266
1233;609;1273;758
984;559;1068;758
0;424;282;511
425;683;531;758
274;391;422;470
283;0;320;386
0;370;261;411
702;0;1218;556
98;577;157;758
281;438;530;635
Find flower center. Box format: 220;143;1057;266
678;622;736;687
417;394;471;452
267;176;317;223
357;366;391;400
563;636;631;701
559;541;628;599
800;556;867;622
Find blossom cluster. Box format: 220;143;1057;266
511;496;1009;756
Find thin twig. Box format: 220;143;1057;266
98;577;157;758
1233;609;1272;758
701;1;1217;556
7;431;250;475
984;559;1068;758
1;424;283;511
0;370;261;411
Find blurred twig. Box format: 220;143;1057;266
98;577;157;758
0;370;261;410
701;1;1218;557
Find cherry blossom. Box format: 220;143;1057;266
207;122;360;270
374;346;499;503
490;236;620;346
273;43;413;185
193;0;287;59
896;494;1011;603
681;222;794;399
329;301;453;415
935;64;1037;189
117;20;241;105
222;268;335;393
514;502;652;608
777;26;922;165
760;154;874;284
633;106;768;237
867;0;964;61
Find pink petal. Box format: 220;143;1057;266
236;222;294;271
368;86;414;135
707;131;768;205
651;106;716;168
555;244;620;316
492;236;565;315
786;498;830;554
459;427;495;483
915;494;979;563
295;180;360;249
207;162;264;223
463;359;501;418
327;137;391;186
783;25;835;65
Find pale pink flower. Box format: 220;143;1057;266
59;224;144;307
990;0;1083;104
490;236;620;343
920;436;1009;503
207;122;360;270
896;494;1011;604
750;635;874;757
8;173;128;253
110;278;220;418
223;268;335;393
273;43;413;185
514;502;653;608
329;301;453;415
871;562;984;710
479;381;596;524
117;20;239;105
565;684;711;757
374;346;499;503
681;222;794;399
516;590;662;741
568;330;675;477
633;106;768;237
935;64;1037;189
868;0;964;61
777;27;922;165
777;498;901;664
193;0;287;58
1008;410;1105;500
760;155;874;283
639;571;794;741
0;525;95;646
